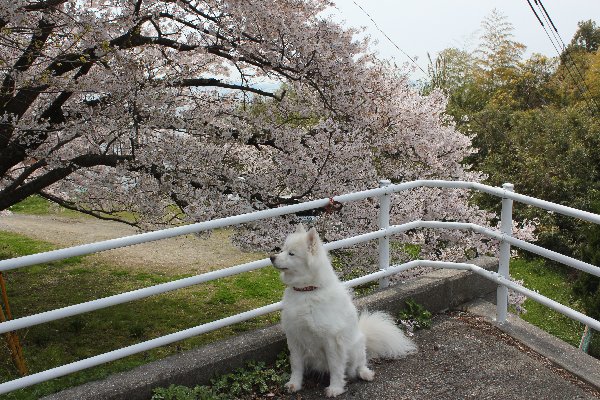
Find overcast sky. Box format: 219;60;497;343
330;0;600;79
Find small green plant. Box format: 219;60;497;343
398;299;432;333
151;353;290;400
211;360;286;397
152;384;224;400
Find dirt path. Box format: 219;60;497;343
0;214;264;274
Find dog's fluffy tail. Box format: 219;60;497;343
358;310;417;359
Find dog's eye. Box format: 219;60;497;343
288;252;295;256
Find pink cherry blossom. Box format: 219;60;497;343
0;1;534;272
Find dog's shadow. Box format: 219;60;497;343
301;370;330;389
285;363;387;397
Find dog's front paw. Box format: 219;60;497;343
285;380;302;393
359;366;375;381
325;385;346;397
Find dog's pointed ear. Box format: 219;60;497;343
295;224;306;234
307;227;321;253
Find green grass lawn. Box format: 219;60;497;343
7;195;85;218
0;231;284;400
7;194;141;223
6;196;52;215
510;257;586;347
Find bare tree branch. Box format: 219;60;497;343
22;0;69;11
0;154;129;209
39;191;142;228
171;78;282;100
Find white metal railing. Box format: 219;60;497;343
1;179;600;395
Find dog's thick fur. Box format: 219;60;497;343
270;225;416;397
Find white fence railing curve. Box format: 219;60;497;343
1;179;600;395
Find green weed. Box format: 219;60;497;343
0;231;84;267
398;299;433;331
151;353;290;400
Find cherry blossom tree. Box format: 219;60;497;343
0;1;531;269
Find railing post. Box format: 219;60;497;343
378;179;392;288
497;182;514;323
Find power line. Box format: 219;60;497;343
535;0;558;33
346;0;427;76
537;0;594;99
525;0;600;113
525;0;544;28
535;0;588;83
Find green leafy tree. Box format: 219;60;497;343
423;48;476;96
475;9;526;90
568;20;600;53
552;20;600;105
584;50;600;101
510;54;559;109
426;15;600;264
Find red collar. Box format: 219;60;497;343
293;286;319;292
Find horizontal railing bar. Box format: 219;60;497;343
3;180;600;272
502;277;600;330
324;220;427;252
466;264;600;331
0;227;399;334
0;198;326;272
387;180;600;224
504;191;600;225
499;233;600;277
0;258;270;334
418;260;476;270
344;260;421;288
0;301;283;395
6;219;600;335
0;221;430;334
416;221;600;278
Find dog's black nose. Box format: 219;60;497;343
269;255;276;263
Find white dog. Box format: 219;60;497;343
270;225;416;397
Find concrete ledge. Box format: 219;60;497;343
356;256;498;314
465;299;600;390
43;256;498;400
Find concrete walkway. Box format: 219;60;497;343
280;309;600;400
